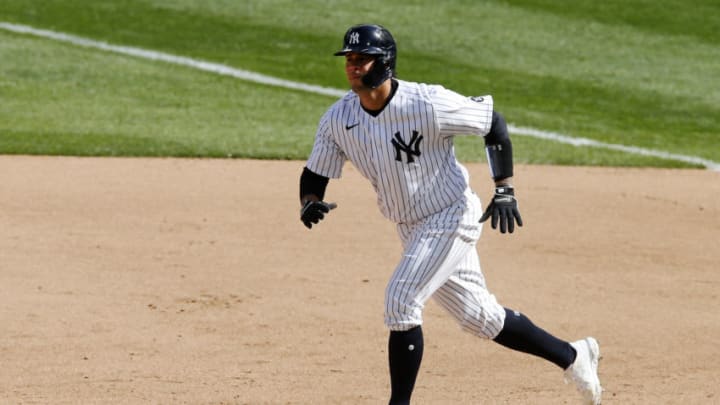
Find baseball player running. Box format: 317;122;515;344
298;24;602;405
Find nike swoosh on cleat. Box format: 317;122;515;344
345;123;360;130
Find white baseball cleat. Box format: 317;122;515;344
564;337;602;405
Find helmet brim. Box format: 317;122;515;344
333;47;385;56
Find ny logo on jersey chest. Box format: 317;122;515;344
391;130;423;163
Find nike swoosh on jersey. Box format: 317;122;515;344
345;123;360;130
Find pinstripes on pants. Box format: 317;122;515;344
384;189;506;338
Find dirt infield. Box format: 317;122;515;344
1;156;718;404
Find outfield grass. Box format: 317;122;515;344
0;32;325;158
0;0;718;167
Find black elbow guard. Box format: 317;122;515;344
484;111;514;181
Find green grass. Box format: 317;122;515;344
0;31;325;158
0;0;718;167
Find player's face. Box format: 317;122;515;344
344;52;375;90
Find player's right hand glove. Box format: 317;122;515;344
300;200;337;229
479;186;523;234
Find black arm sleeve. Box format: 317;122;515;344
484;111;513;181
299;167;330;201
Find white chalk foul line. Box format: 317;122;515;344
509;125;720;171
0;22;345;98
2;21;718;171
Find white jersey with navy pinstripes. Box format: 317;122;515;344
305;79;493;223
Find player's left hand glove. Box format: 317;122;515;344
479;186;523;234
300;200;337;229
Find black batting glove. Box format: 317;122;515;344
479;186;523;234
300;200;337;229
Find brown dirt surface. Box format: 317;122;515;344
1;156;718;404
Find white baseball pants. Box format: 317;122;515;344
384;190;506;338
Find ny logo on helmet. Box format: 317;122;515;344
349;32;360;44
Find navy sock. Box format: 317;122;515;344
388;326;424;405
493;308;577;369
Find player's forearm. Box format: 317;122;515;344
494;176;513;188
300;193;321;206
485;111;513;182
299;167;330;205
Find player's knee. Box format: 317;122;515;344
384;292;423;331
458;317;494;339
384;305;423;331
456;308;505;339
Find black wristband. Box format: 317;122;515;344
299;167;329;201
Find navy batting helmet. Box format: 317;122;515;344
334;24;397;89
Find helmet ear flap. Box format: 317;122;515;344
361;54;393;89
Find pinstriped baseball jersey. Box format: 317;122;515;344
305;79;493;224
